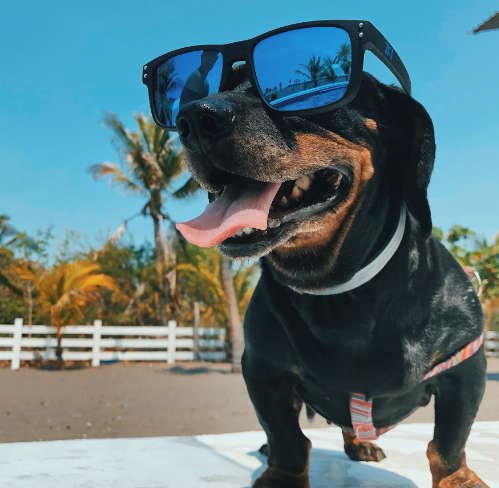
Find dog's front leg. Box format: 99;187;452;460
243;353;311;488
428;351;489;488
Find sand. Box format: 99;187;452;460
1;359;498;443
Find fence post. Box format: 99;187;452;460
11;318;23;370
194;302;200;361
167;320;176;364
92;319;102;367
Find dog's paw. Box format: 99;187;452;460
344;441;386;462
259;443;269;456
436;467;489;488
252;468;309;488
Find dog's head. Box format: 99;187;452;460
176;65;435;289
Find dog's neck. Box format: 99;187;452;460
287;203;407;295
264;191;405;291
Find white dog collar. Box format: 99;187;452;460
290;203;407;295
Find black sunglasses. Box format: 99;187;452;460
142;20;411;130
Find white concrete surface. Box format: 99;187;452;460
1;422;498;488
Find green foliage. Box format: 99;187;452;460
432;225;499;330
432;226;444;242
0;214;259;329
80;242;159;326
320;56;337;84
296;55;323;88
444;225;499;301
333;42;352;66
174;235;259;328
0;246;30;321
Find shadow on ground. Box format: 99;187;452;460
487;372;499;382
245;448;418;488
156;365;231;375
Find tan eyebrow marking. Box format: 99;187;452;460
365;119;377;131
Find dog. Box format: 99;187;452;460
175;64;488;488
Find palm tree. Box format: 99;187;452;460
220;255;244;372
0;215;21;293
0;214;19;247
174;241;259;372
296;55;323;88
321;56;338;84
333;42;352;65
15;261;117;367
89;113;199;326
0;215;41;322
334;43;352;75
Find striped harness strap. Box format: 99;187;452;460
346;334;484;441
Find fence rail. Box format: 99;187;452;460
487;331;499;356
0;319;226;370
1;320;497;371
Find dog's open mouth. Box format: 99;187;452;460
176;167;350;248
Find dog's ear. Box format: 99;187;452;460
381;86;436;240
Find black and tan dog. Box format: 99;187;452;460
175;65;488;488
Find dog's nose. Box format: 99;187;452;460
176;99;235;152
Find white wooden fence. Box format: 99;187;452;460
1;320;497;371
487;331;499;358
0;319;226;370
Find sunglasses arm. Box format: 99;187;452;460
362;23;412;96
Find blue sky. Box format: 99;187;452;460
1;0;498;254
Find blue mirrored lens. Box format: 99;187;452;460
154;50;223;126
253;27;352;111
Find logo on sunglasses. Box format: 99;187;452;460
384;41;394;61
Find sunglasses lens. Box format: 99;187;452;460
154;50;223;127
253;27;352;111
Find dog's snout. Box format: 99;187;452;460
176;99;235;151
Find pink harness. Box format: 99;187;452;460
328;334;484;441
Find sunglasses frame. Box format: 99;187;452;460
142;20;412;130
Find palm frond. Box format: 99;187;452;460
295;69;311;80
171;177;200;199
103;113;136;153
88;162;143;194
0;267;24;296
135;114;152;153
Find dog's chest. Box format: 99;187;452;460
281;293;410;396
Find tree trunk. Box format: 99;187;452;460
220;254;244;373
153;216;168;327
194;301;200;361
27;282;32;326
157;213;179;312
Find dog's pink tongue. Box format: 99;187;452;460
176;176;281;247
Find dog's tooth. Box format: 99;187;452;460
242;226;252;234
280;196;289;206
295;176;311;191
289;185;302;199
